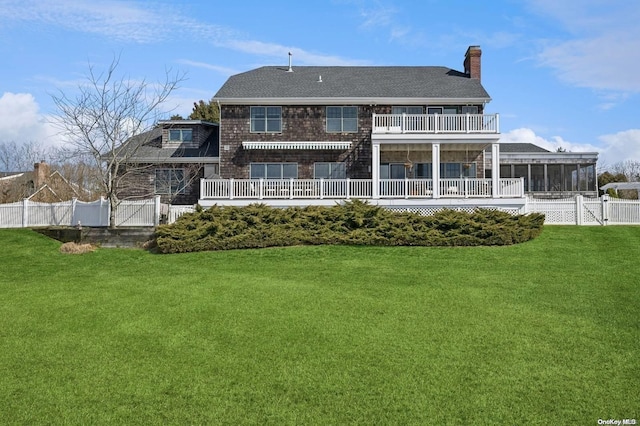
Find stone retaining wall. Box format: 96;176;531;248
35;227;156;248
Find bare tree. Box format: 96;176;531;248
51;56;185;227
0;140;53;172
609;160;640;182
53;160;103;200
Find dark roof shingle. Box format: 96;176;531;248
214;66;490;100
497;143;551;153
116;125;219;162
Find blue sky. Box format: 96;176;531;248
1;0;639;168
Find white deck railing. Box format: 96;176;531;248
372;113;499;134
200;178;524;200
201;178;372;200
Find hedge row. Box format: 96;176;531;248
154;201;545;254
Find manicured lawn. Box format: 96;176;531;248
0;227;638;424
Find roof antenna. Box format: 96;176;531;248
287;52;293;72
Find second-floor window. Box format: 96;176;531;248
326;106;357;132
251;106;282;133
168;129;193;143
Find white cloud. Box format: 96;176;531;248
598;129;640;168
0;0;162;43
531;0;640;93
359;4;397;29
538;35;640;92
224;41;369;66
0;0;363;67
499;128;600;153
0;93;60;146
500;127;640;169
176;60;239;76
0;0;235;44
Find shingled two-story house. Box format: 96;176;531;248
197;46;529;210
116;45;597;208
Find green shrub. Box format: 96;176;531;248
154;201;545;253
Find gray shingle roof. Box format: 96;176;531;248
497;143;551;153
214;66;490;100
116;126;219;162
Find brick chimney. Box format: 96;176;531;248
33;161;50;188
464;45;482;80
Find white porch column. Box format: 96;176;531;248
491;143;500;198
432;143;440;199
372;142;380;199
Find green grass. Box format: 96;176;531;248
0;227;638;424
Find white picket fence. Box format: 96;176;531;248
525;195;640;225
165;195;640;226
1;194;639;228
0;197;162;228
168;205;196;224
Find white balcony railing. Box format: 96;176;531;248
372;113;499;134
200;178;524;200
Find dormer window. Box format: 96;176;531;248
169;129;193;143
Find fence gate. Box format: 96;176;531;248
582;198;603;225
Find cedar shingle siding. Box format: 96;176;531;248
219;104;488;179
117;164;203;205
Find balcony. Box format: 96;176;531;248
200;178;524;200
372;113;499;135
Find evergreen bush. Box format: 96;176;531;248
154;200;545;253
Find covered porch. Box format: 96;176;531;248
371;116;502;199
199;112;510;206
